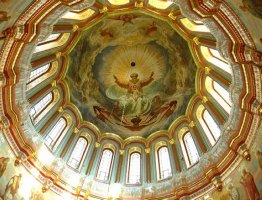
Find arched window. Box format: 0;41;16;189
38;33;61;45
127;152;141;184
27;63;50;84
181;132;199;168
205;76;231;113
96;149;114;182
200;46;232;75
67;137;88;169
44;118;66;150
157;146;172;180
202;109;221;145
30;92;52;124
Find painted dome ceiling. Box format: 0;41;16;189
66;13;196;138
0;0;261;199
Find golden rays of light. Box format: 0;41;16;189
100;45;166;88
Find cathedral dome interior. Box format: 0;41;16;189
0;0;261;199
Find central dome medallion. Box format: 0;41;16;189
66;13;197;138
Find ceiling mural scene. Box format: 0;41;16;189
67;13;197;138
0;0;261;199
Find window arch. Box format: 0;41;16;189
156;146;172;180
67;137;88;170
203;109;221;144
200;46;232;75
44;117;67;151
127;152;141;184
34;33;71;54
38;33;61;45
96;149;114;182
196;105;221;146
180;132;200;168
26;61;59;92
30;92;52;124
205;76;231;113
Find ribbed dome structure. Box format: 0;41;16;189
0;0;261;199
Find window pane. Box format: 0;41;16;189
38;33;61;45
97;149;113;181
203;110;221;141
213;82;231;106
27;64;50;83
67;138;88;169
158;147;172;179
44;118;66;149
128;153;141;184
200;46;232;75
30;93;52;124
184;132;199;166
205;77;231;114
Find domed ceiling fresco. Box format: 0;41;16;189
66;13;197;138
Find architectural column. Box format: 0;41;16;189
86;142;100;175
169;139;181;172
116;149;124;183
60;128;77;158
145;148;151;183
39;109;60;135
203;97;226;125
189;121;207;153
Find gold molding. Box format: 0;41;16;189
193;36;200;45
189;121;196;127
169;138;175;144
119;149;125;155
202;96;208;103
95;142;100;148
74;128;79;133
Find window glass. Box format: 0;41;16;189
200;46;232;75
183;132;199;166
30;92;52;124
67;138;88;169
203;110;221;141
128;152;141;184
38;33;61;45
44;118;66;149
158;146;172;179
97;149;113;181
205;76;231;113
27;64;50;83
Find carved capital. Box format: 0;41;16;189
168;11;177;20
169;138;175;144
58;107;64;113
202;96;208;103
135;0;143;7
244;47;262;66
74;128;79;133
0;116;10;130
189;121;196;127
145;148;150;154
99;5;108;13
119;149;125;155
95;142;100;148
238;143;251;161
212;176;223;192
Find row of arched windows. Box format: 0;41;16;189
26;28;232;185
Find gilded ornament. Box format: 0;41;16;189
193;37;200;45
189;121;196;127
95;142;100;148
